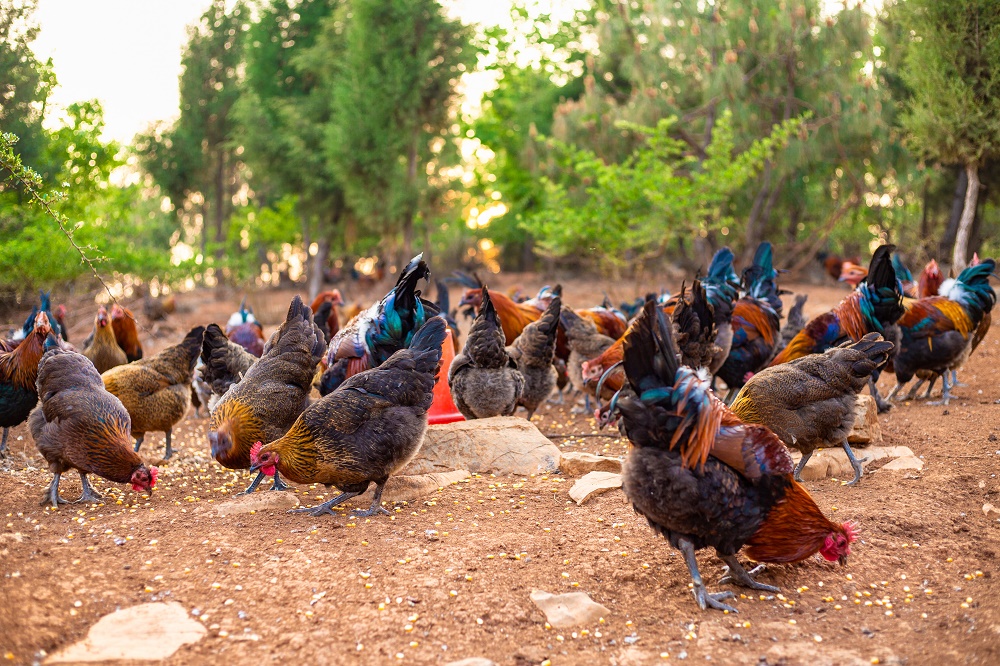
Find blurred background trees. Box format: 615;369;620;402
4;0;1000;301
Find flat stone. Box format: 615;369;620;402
404;416;560;476
206;490;301;517
358;470;471;504
984;503;1000;517
793;445;917;481
445;659;498;666
560;451;622;476
529;590;609;628
847;394;882;445
881;456;924;471
46;602;205;663
569;471;623;504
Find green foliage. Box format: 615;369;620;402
528;112;803;273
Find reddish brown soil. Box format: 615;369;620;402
2;278;1000;665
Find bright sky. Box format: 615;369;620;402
30;0;514;144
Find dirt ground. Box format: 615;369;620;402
2;276;1000;665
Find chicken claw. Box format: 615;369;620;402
40;473;71;508
289;490;362;517
75;472;104;504
350;481;390;518
679;538;739;613
718;556;780;592
841;441;868;486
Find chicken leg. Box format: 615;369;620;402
350;479;391;518
40;472;71;508
238;470;289;495
678;538;737;613
869;377;891;413
133;434;145;453
793;451;812;482
841;441;867;486
928;372;954;406
951;369;966;388
164;429;175;460
76;472;104;503
289;486;366;517
718;556;779;592
921;374;939;399
0;427;9;458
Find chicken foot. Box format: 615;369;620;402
678;538;737;613
718;556;779;593
289;488;364;517
350;479;391;518
76;472;104;503
928;372;954;406
133;434;145;453
869;377;891;413
921;374;939;399
164;429;175;460
841;441;867;486
40;472;71;508
792;451;812;482
238;470;289;495
0;427;9;458
951;369;966;388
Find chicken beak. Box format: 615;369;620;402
248;462;262;473
838;555;848;566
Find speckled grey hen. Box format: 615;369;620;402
449;286;524;419
507;295;561;419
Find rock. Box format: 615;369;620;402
204;490;301;517
847;394;882;445
793;445;918;482
404;416;560;476
445;659;497;666
46;602;205;663
560;451;622;476
569;471;623;504
529;590;609;628
984;503;1000;517
358;470;471;504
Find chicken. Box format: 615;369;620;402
884;259;996;405
717;242;784;401
435;280;462;352
81;303;143;362
311;290;345;341
458;279;543;345
0;311;52;458
449;287;524;419
771;245;904;412
226;298;266;357
917;259;944;299
731;333;894;486
560;306;617;406
893;253;917;298
615;301;856;613
319;254;439;395
29;348;157;507
8;291;67;344
698;247;741;376
102;326;205;459
208;296;326;493
249;317;447;518
313;300;334;344
774;294;808;358
818;252;861;281
197;323;257;411
507;296;561;419
82;306;128;373
670;280;719;370
838;261;868;288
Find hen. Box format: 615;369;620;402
771;245;904;412
111;304;143;362
310;290;345;341
82;306;128;373
717;242;784;401
250;317;446;518
731;333;894;486
208;296;326;493
226;298;266;357
29;348;157;507
457;277;544;345
560;306;617;406
102;326;205;459
615;302;856;612
197;323;258;412
773;294;808;358
507;296;561;419
449;287;524;419
319;255;439;395
313;300;334;344
885;259;996;405
1;311;52;458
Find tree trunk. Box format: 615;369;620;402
952;163;979;271
300;211;312;289
940;167;968;259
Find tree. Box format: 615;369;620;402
895;0;1000;270
323;0;477;264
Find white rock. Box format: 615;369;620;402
445;659;498;666
560;451;622;476
205;489;301;517
793;445;917;481
569;471;623;504
847;394;882;445
881;456;924;471
46;602;205;663
405;416;560;476
529;590;610;628
358;470;471;504
983;503;1000;517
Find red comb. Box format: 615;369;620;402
250;441;263;462
149;466;159;487
842;521;859;542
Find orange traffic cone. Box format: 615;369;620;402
428;328;465;425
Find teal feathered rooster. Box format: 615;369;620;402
700;247;741;377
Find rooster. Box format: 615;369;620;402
457;276;544;345
319;255;439;396
731;333;895;486
311;290;345;342
892;254;916;298
250;317;447;518
208;296;326;494
771;245;904;412
773;294;808;359
82;306;128;374
917;259;944;299
885;259;996;405
838;261;868;288
29;348;157;507
102;326;205;459
507;296;561;419
698;247;741;377
717;242;784;402
226;298;266;357
81;303;143;362
0;311;52;458
614;302;856;612
8;291;67;344
449;287;524;419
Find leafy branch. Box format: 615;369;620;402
1;131;119;305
